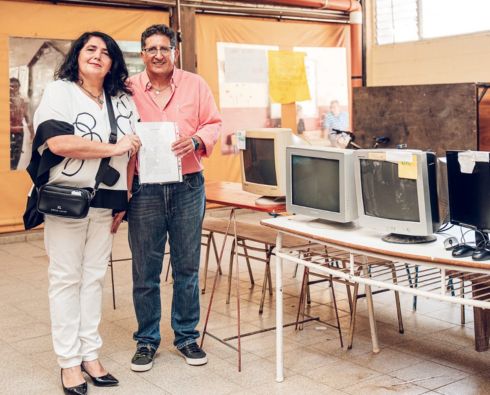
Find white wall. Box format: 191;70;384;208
366;1;490;86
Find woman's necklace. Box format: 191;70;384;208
78;83;104;105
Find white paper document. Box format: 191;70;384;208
135;122;182;184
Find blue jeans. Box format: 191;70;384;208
128;172;205;350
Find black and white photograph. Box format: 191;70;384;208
8;36;143;170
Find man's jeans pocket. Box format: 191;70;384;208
184;172;204;190
131;179;143;197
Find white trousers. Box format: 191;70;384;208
44;208;113;368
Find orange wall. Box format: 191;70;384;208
195;14;349;183
0;2;349;231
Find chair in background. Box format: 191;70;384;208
108;254;131;310
201;216;307;314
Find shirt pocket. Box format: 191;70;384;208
177;102;199;135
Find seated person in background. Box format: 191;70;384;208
296;104;305;135
271;118;282;128
297;117;305;135
322;100;348;145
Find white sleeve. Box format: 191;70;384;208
32;81;75;155
33;80;73;130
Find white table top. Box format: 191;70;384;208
261;215;490;271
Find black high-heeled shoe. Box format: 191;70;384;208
61;369;87;395
81;364;119;387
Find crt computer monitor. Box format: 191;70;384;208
446;151;490;232
354;149;440;243
240;128;296;205
286;146;357;223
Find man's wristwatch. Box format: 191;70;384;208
191;136;201;151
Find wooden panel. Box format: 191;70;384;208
353;83;478;156
479;87;490;151
181;6;196;73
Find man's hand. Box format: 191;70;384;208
111;211;125;234
172;135;202;158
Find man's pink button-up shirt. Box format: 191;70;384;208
129;69;221;175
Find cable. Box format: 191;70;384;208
437;222;453;233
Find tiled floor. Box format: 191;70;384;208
1;210;490;394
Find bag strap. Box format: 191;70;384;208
93;90;118;192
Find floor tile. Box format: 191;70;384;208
342;374;427;395
251;374;344;395
391;360;469;390
353;347;424;374
435;375;490;395
304;358;381;389
1;219;490;394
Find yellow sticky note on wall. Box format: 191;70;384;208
398;155;418;180
268;50;311;104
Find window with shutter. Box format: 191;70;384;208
376;0;490;45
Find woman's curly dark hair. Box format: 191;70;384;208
55;31;131;96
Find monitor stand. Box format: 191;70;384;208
382;233;437;244
308;219;356;230
255;196;286;207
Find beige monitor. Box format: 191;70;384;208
286;146;358;224
239;128;294;206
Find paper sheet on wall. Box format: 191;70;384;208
135;122;182;184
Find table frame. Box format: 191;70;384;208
200;181;286;372
263;216;490;382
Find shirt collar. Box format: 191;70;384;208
143;68;180;92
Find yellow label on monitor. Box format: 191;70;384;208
367;152;386;161
398;155;418;180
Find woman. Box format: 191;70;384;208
28;32;141;394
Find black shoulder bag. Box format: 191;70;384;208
36;91;120;219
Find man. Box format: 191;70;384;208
127;24;221;371
10;78;34;170
322;99;348;144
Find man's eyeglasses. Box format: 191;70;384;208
142;46;174;56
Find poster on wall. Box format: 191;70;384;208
217;42;280;155
8;36;144;171
217;42;349;155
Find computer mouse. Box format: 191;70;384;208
452;244;475;258
443;237;459;250
472;247;490;261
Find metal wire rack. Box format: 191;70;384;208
276;244;490;309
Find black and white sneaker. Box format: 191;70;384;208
178;343;208;366
131;346;156;372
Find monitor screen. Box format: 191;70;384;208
447;151;490;231
360;159;420;222
242;137;277;186
291;155;340;213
